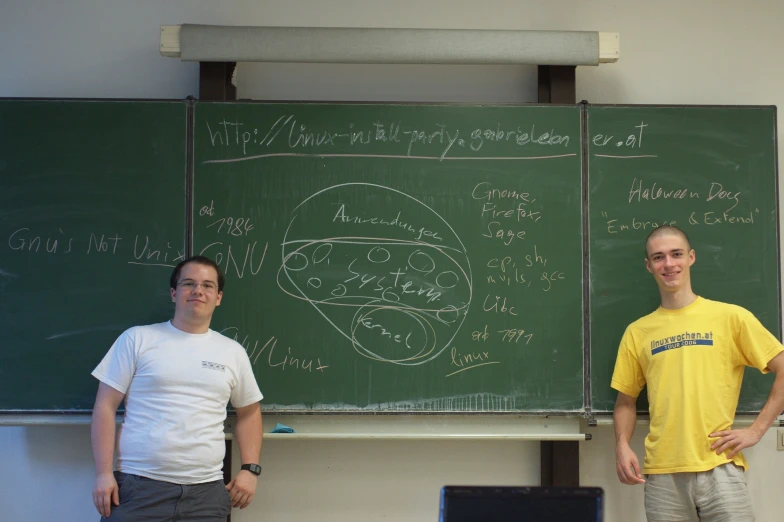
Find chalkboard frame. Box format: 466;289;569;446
0;99;779;416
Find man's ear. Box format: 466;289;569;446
216;291;223;307
645;257;653;274
689;249;696;266
170;288;176;302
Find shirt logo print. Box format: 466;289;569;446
650;331;714;355
202;361;226;372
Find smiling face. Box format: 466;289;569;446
170;261;223;323
645;232;696;294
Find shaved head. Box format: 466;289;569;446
645;225;691;259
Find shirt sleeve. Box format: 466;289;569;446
231;348;263;409
735;309;784;373
91;328;138;394
610;326;646;398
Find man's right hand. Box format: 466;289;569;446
615;442;646;485
93;472;120;518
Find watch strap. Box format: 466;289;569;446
241;463;262;476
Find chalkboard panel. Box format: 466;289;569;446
0;100;187;411
193;102;584;412
588;105;780;412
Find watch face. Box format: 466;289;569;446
244;464;262;475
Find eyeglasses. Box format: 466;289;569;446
177;280;218;293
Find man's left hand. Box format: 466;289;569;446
709;427;763;458
226;470;258;509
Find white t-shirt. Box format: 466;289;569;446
92;321;263;484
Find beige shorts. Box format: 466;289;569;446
644;463;753;522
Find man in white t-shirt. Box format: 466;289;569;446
90;255;263;520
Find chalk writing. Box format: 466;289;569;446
484;249;566;292
446;346;500;377
88;233;122;254
592;122;656;158
472;182;536;203
482;295;517;316
628;178;694;203
497;329;534;344
601;212;678;234
277;183;472;366
690;210;757;226
482;222;527;246
470;324;534;345
204;116;574;162
221;327;328;374
601;208;758;234
132;236;183;265
333;205;442;242
207;216;254;237
475;182;544;245
8;228;74;255
592;121;647;149
199;200;215;216
480;202;541;223
199;241;267;279
628;179;742;213
6;227;182;267
471;325;490;342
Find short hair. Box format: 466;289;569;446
644;225;691;259
170;255;225;292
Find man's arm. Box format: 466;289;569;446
711;351;784;457
226;402;263;510
91;382;126;518
614;391;645;485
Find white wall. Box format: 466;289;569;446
234;437;538;522
0;425;97;521
2;1;784;521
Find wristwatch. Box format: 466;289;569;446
241;463;262;476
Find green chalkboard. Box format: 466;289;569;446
193;102;584;412
0;100;187;411
588;105;780;412
2;100;779;415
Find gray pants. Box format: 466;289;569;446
101;472;231;522
644;463;754;522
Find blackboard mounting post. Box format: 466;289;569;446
199;61;237;101
197;67;236;522
537;65;576;104
537;69;582;487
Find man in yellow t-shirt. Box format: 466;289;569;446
611;225;784;522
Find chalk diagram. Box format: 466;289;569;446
277;183;472;366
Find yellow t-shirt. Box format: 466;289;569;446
611;296;783;474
